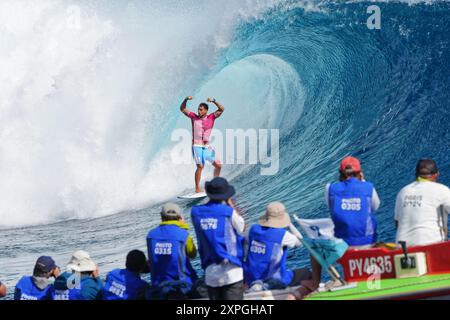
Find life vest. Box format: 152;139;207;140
15;276;53;300
328;177;377;246
147;224;197;287
244;224;293;287
191;202;244;269
102;268;148;300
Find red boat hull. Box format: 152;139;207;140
338;241;450;282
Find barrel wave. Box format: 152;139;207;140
0;0;449;296
226;0;450;244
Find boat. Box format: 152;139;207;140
305;274;450;300
244;241;450;300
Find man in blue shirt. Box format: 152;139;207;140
147;203;198;299
15;256;60;300
103;250;150;300
289;157;381;300
191;177;246;300
53;250;103;300
244;202;312;289
326;156;380;247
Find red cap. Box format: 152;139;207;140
340;156;361;172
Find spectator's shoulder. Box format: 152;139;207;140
53;272;70;290
232;209;244;219
325;182;336;195
433;181;450;192
15;275;27;287
397;182;414;194
429;182;450;199
94;276;104;288
365;180;375;187
58;271;71;280
81;276;103;299
106;268;119;278
146;227;158;238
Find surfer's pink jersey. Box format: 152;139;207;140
188;112;217;145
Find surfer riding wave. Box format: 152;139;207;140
180;96;224;194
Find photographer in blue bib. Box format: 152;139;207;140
14;256;60;300
102;250;150;300
327;156;380;248
244;202;313;290
146;203;199;300
191;177;246;300
289;156;381;300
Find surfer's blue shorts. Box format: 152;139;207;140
192;145;216;166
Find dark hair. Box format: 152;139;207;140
199;103;209;110
416;158;438;178
339;168;360;181
161;214;181;222
126;250;148;274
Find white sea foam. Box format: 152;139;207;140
0;0;300;227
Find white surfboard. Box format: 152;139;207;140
177;192;207;200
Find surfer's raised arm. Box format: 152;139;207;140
207;98;224;118
180;96;193;117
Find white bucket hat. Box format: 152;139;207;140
67;250;97;272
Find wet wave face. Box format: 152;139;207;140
0;0;287;228
0;0;449;298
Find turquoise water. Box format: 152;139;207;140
1;0;450;299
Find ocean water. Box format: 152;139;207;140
1;0;449;299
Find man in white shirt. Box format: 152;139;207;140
395;159;450;247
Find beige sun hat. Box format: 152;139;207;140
67;250;97;272
258;202;291;228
